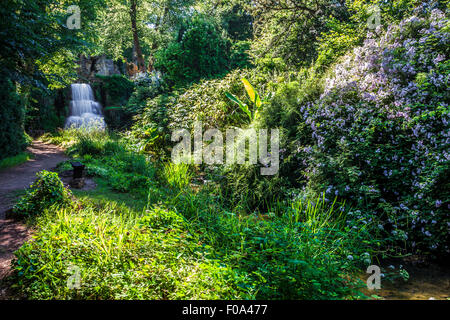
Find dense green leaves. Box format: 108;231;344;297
0;0;104;86
0;79;30;160
225;78;264;122
154;15;232;85
14;170;73;216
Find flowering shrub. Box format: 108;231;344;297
130;5;449;257
291;9;449;256
128;69;272;158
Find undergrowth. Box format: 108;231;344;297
9;129;382;300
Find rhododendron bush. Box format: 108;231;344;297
287;8;449;257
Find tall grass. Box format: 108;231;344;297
160;162;193;190
168;189;369;299
11;201;243;299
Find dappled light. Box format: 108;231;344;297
0;0;448;306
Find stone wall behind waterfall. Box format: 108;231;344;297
77;55;123;82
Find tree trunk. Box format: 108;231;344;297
129;0;145;72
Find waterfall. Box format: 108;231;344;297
65;83;106;129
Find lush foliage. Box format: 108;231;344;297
225;78;265;123
0;152;32;170
4;0;449;301
94;75;135;106
24;87;67;134
154;16;233;86
255;6;450;257
0;79;31;160
138;2;450;257
11;202;241;299
160;162;193;190
67;129;156;195
302;9;449;256
0;0;104;87
11;129;382;300
250;0;350;67
13;170;73;217
0;0;105;156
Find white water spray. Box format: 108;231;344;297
65;83;106;129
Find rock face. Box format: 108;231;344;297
77;55;122;80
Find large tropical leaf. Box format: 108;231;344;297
225;91;252;121
241;78;256;103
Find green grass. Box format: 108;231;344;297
166;189;373;299
160;162;193;190
0;152;33;170
9;129;378;300
72;177;148;212
11;201;243;299
40;129;79;148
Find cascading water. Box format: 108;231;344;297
65;83;106;129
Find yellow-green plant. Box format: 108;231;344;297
225;78;264;122
161;162;193;190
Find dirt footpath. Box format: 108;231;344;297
0;141;68;295
0;141;68;217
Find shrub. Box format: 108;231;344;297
127;69;257;158
220;8;449;257
0;79;29;160
23;86;66;135
14;170;72;216
255;9;450;256
154;15;231;86
72;129;107;156
219;163;289;212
